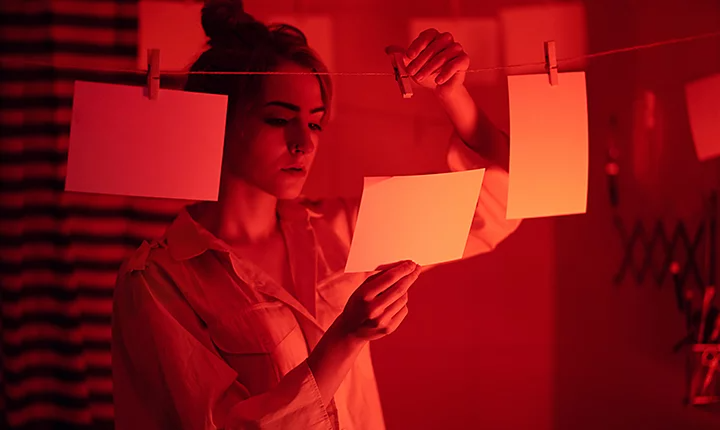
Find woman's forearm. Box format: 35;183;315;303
435;85;510;171
307;320;366;406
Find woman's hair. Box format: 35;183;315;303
185;0;332;120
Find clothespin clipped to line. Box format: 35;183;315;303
147;48;160;100
544;40;559;86
386;45;413;99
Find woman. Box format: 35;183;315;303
111;1;521;429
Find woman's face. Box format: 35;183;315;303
223;61;326;200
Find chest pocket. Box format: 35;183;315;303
207;301;305;395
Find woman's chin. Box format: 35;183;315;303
273;184;305;200
274;193;300;201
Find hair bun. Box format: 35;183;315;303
201;0;268;49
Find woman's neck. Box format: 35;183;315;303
192;176;280;246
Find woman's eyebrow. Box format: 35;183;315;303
265;101;325;114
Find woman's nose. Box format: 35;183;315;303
288;128;315;154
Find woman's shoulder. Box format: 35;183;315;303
118;240;158;274
116;205;203;283
113;239;215;352
114;238;203;325
115;238;182;293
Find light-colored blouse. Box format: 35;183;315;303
111;133;522;429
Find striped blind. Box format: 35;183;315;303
1;1;188;427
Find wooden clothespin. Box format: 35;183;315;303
385;45;413;99
147;48;160;100
544;40;558;86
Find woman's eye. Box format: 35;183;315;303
309;123;323;132
265;118;288;127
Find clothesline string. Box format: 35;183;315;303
1;29;719;77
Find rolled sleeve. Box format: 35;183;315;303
446;131;521;257
224;360;333;429
112;267;334;430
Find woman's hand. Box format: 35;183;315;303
404;28;470;97
334;260;422;342
307;260;421;404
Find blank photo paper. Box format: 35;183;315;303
685;73;720;161
506;72;589;219
345;169;486;273
65;81;227;201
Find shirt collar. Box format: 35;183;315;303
165;198;312;261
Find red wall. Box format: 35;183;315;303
555;1;720;429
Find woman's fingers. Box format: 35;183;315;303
366;266;421;320
370;292;409;329
413;42;463;83
434;53;470;85
384;304;410;334
362;261;417;299
407;31;454;76
363;302;410;336
373;260;410;272
406;28;439;60
342;259;421;341
357;302;410;339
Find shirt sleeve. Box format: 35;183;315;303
445;130;522;259
112;264;334;430
305;130;521;266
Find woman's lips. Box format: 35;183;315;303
281;167;306;176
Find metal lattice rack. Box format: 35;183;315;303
611;191;719;405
